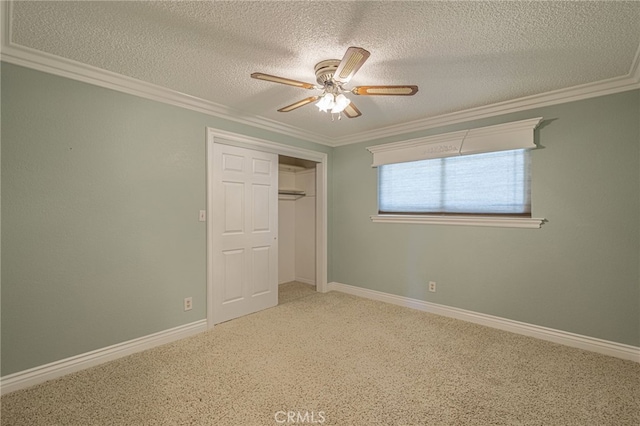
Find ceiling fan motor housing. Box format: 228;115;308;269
314;59;340;85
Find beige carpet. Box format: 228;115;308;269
2;282;639;425
277;281;317;305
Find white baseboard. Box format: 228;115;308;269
3;286;637;395
328;282;640;363
0;320;208;395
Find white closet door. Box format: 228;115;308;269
212;143;278;324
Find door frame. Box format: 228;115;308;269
206;128;329;329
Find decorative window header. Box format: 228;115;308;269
366;117;543;167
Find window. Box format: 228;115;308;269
367;117;545;228
379;149;531;216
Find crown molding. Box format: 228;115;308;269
331;42;640;147
0;2;329;146
0;45;330;146
331;69;640;147
2;0;639;149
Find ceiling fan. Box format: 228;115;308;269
251;47;418;120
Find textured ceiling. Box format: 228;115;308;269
8;1;640;143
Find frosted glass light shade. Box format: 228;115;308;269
331;94;351;113
316;94;335;112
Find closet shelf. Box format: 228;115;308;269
278;189;306;200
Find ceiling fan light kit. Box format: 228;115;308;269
251;47;419;121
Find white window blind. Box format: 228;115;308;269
379;149;531;215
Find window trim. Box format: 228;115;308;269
367;117;546;229
370;214;545;229
367;117;544;166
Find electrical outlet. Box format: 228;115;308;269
428;281;436;292
184;297;193;311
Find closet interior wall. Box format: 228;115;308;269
278;165;316;285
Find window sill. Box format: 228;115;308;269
370;215;546;229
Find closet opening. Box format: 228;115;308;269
278;155;319;296
206;127;328;327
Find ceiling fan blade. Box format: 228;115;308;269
352;85;419;96
342;101;362;118
277;96;320;112
251;73;316;89
333;47;371;83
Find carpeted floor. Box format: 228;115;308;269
2;281;639;425
277;280;317;305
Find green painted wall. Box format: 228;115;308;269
331;89;640;347
2;61;638;377
0;63;331;375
